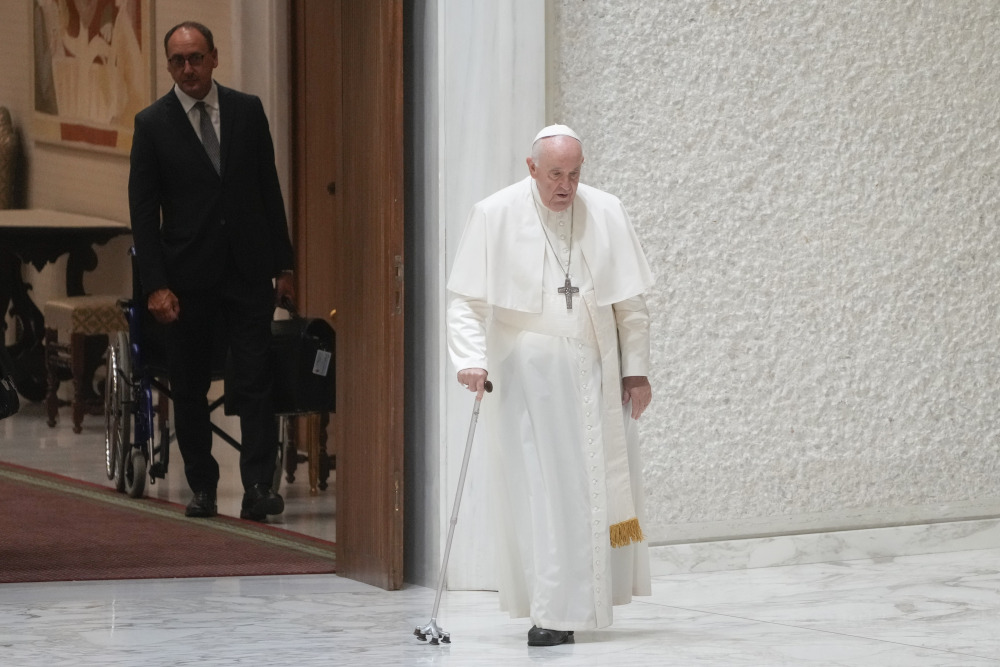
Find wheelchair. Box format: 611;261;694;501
104;250;287;498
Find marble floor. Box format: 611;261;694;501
3;402;1000;665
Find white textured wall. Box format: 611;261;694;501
550;0;1000;542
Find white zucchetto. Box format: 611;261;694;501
532;124;582;148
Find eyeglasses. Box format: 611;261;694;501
167;52;207;69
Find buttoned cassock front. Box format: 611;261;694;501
447;177;655;630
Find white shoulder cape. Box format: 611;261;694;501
447;177;654;310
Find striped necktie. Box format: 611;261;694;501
195;101;221;174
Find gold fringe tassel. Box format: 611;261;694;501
609;517;644;548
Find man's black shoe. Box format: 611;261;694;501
527;626;574;647
240;484;284;522
185;490;217;518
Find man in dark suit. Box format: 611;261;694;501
128;21;295;521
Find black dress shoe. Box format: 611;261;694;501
185;490;217;518
527;626;574;647
240;483;284;522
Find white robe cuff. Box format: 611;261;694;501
613;295;650;377
447;292;490;371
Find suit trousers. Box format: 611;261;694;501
164;269;277;494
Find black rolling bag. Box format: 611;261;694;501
269;316;336;416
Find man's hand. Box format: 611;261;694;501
275;272;296;311
622;376;652;420
458;367;489;399
147;288;180;324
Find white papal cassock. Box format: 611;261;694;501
447;176;655;630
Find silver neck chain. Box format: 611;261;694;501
532;197;574;279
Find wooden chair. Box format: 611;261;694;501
44;295;126;433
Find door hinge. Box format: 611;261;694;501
394;255;403;315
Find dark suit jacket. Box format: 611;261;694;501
128;84;294;296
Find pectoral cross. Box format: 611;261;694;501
558;275;579;310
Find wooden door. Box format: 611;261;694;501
292;0;405;590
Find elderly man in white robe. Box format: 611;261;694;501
447;124;655;647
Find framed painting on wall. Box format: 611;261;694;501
31;0;154;155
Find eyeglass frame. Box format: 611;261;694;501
167;52;211;69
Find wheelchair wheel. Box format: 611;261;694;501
272;436;284;493
123;447;147;498
106;331;131;492
272;415;289;492
104;340;119;480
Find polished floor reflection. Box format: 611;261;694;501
3;402;1000;665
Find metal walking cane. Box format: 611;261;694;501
414;380;493;645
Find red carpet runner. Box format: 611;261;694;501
0;462;335;583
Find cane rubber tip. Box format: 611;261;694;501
484;380;493;393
